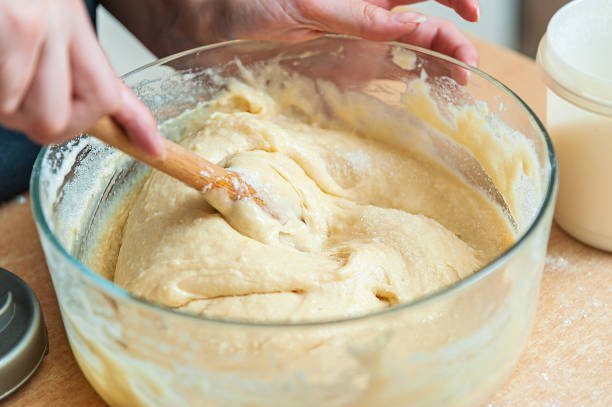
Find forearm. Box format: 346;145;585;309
100;0;229;57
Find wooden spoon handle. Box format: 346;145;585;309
87;116;227;191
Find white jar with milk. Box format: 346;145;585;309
537;0;612;251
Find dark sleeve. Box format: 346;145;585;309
0;129;40;202
0;0;99;202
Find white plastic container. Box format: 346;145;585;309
537;0;612;251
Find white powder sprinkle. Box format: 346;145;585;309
545;255;569;272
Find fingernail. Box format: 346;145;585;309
394;12;427;25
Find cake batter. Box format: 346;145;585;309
111;73;515;322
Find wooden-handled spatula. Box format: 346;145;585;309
87;116;265;207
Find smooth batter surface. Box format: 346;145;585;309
111;75;514;323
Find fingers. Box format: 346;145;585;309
69;7;164;157
395;17;478;85
368;0;480;22
66;13;121;136
113;85;166;157
299;0;478;69
20;20;72;144
434;0;480;22
398;17;478;66
315;1;479;83
302;0;427;41
0;5;45;114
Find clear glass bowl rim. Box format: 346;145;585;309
30;35;558;329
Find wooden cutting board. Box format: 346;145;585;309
1;38;610;406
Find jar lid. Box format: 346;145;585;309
537;0;612;117
0;268;48;400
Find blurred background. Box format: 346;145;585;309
98;0;571;74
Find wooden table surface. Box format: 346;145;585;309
2;38;611;406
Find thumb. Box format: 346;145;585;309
310;1;426;41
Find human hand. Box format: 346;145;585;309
216;0;479;66
0;0;164;155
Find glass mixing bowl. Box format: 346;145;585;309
31;37;557;406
